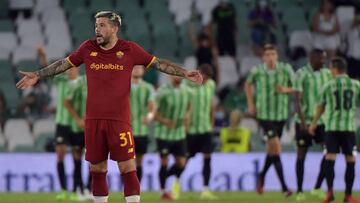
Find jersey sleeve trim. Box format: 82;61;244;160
145;56;157;69
66;57;76;67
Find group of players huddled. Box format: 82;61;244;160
245;44;360;203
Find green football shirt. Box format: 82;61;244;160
155;83;193;141
130;79;155;136
247;62;294;121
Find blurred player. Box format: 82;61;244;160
130;65;156;181
309;57;360;203
155;75;192;200
185;64;217;200
63;68;93;201
245;44;293;197
16;11;202;203
38;47;80;200
293;49;332;201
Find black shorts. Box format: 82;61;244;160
156;139;187;157
55;124;71;145
295;123;325;147
258;120;286;140
134;136;148;154
325;131;357;156
70;132;85;150
187;132;213;157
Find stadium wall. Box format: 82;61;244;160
0;153;359;192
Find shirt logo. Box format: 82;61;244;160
90;63;124;71
116;51;124;59
90;52;98;56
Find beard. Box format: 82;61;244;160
96;34;110;47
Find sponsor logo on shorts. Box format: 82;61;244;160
90;63;124;71
128;147;134;153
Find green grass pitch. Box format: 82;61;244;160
1;192;359;203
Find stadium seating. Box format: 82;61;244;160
239;56;262;78
218;56;239;90
289;30;313;54
33;118;56;139
0;32;17;59
4;119;34;151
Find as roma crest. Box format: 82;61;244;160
116;51;124;59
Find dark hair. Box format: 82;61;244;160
330;57;347;72
199;64;213;78
310;48;325;55
263;43;277;52
95;11;122;28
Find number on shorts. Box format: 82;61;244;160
119;131;133;147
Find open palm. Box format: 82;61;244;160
16;71;40;89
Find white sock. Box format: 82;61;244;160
93;195;108;203
125;195;140;203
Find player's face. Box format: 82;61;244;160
263;49;278;66
132;65;144;79
311;53;325;70
330;66;339;77
95;17;116;46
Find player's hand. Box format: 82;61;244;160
248;103;256;117
276;85;288;94
37;46;46;56
76;118;85;129
143;113;154;125
308;123;317;136
186;70;203;84
300;123;308;132
163;119;174;129
16;71;40;89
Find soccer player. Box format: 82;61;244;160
130;65;156;181
15;11;202;203
63;67;92;201
245;44;293;197
155;75;192;200
38;47;77;200
293;49;331;201
185;64;217;200
309;57;360;203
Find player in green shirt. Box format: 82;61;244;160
130;65;156;182
38;48;75;200
293;49;332;201
185;64;217;200
309;57;360;203
63;69;92;201
155;75;192;200
245;44;293;197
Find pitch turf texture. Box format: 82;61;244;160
1;192;360;203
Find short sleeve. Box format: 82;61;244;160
65;79;78;100
286;64;295;87
67;40;88;67
147;85;155;102
318;83;329;106
294;70;303;92
246;66;258;84
130;42;155;68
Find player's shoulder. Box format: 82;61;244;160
350;78;360;87
278;61;293;71
141;80;154;89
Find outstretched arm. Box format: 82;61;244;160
16;58;73;89
149;58;203;84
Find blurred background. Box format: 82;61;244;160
1;0;360;195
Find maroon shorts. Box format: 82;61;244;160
85;119;136;164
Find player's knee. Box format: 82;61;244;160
118;159;136;174
345;155;356;163
90;161;108;172
325;153;336;160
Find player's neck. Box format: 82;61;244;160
265;62;276;70
132;78;141;84
100;37;118;50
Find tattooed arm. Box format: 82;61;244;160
16;58;73;89
149;58;203;84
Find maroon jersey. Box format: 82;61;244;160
67;39;155;123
